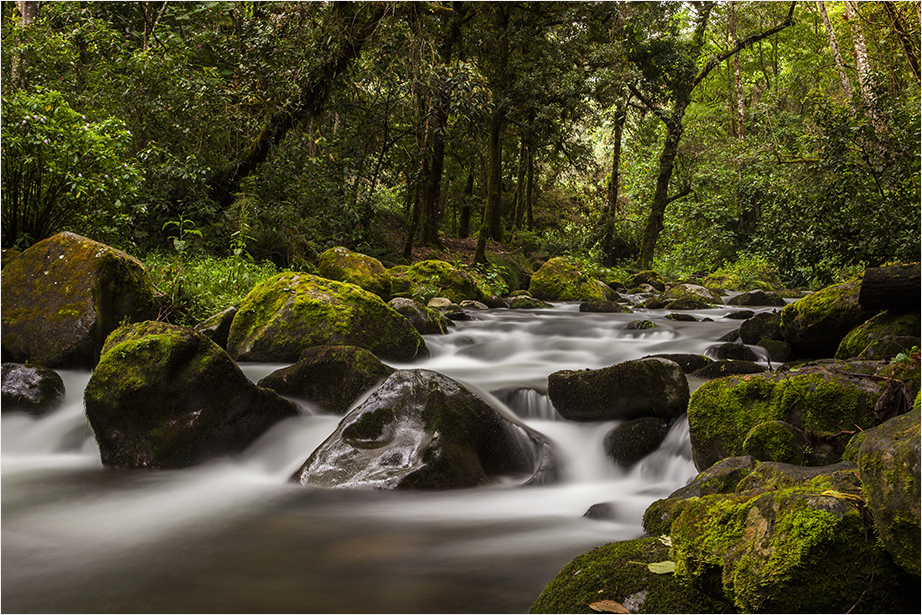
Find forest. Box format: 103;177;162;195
2;1;919;320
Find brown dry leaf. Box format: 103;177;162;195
589;599;630;613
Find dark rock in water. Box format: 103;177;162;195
529;536;731;614
194;307;237;349
1;231;162;368
445;310;474;321
741;420;809;465
704;342;759;362
578;300;631;313
723;309;754;320
604;417;672;467
627;270;667;292
643;353;711;374
387;297;452;335
727;289;786;307
292;369;558;489
855;406;920;575
665;312;698;321
583;502;620;520
739;311;782;345
758;338;791;363
1;363;66;416
507;295;554;310
664;297;712;310
258;345;395;415
85;321;299;469
548;357;689;422
691;359;765;379
624;319;658;330
716;328;740;342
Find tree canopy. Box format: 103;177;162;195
2;1;918;287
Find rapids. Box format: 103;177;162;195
1;302;774;613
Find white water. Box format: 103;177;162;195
1;302;771;613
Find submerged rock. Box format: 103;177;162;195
258;345;395;415
226;272;428;363
548;357;689;422
1;363;66;417
84;321;299;469
603;417;672;467
292;369;558;489
1;231;161;368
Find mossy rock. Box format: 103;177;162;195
1;362;66;417
387;260;488;305
758;338;791;363
741;420;809;465
739;311;782;345
292;369;559;489
835;310;921;360
626;270;667;292
603;417;672;467
670;466;918;613
529;536;731;614
704;342;760;362
643;353;712;374
663;283;722;306
529;257;617;302
508;295;554;310
1;232;161;368
1;248;21;269
387;297;452;335
690;359;765;379
624;319;658;331
317;246;392;300
548;357;689;422
726;289;786;307
578;300;630;313
226;272;428;363
84;321;299;469
855;407;921;575
258;345;395;415
687;364;889;470
780;277;877;359
194;306;237;350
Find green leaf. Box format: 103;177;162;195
647;560;676;574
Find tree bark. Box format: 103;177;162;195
512;135;527;231
883;1;920;80
817;0;854;102
844;0;884;132
602;106;626;265
458;172;474;239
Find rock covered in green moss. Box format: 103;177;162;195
626;270;667;292
726;289;787;307
1;248;21;269
194;306;237;349
292;369;558;489
780;277;877;358
548;358;689;422
854;407;920;575
529;536;731;614
624;319;658;330
741;420;809;465
387;297;452;335
835;310;920;360
578;300;631;313
258;345;395;415
226;272;428;363
739;311;782;345
670;462;917;613
663;283;722;306
84;321;299;469
1;232;161;368
603;417;672;466
317;246;392;300
1;362;66;416
690;359;765;379
759;338;791;363
388;260;488;305
508;295;554;309
687;364;890;470
528;257;617;302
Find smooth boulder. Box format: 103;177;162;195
528;257;616;302
1;232;161;368
84;321;299;469
227;272;428;363
1;362;66;416
835;310;920;360
603;417;672;466
387;297;452;335
317;246;392;299
548;357;689;422
292;369;558;489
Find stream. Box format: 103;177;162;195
2;301;774;613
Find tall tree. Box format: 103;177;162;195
817;1;854;102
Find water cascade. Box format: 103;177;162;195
2;303;771;613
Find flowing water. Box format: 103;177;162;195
2;301;774;613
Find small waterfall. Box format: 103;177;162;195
491;386;561;421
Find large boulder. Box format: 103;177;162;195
738;311;782;345
1;232;161;368
626;270;667;292
669;461;917;613
548;357;689;422
1;362;66;417
84;321;299;469
687;363;890;470
529;536;731;614
387;297;452;335
835;310;920;360
854;406;921;575
780;277;877;358
258;345;395;415
317;246;392;300
528;257;617;302
726;289;786;307
226;272;428;363
663;283;722;306
292;369;558;489
388;260;490;305
603;417;672;467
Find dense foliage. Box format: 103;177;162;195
2;1;918;290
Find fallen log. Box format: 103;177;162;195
858;263;920;312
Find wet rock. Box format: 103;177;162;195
548;357;689;422
1;231;161;368
226;272;428;363
739;311;782;345
84;321;299;469
507;295;554;309
643;353;711;374
426;297;459;311
624;319;658;330
528;257;617;302
389;260;489;305
665;312;698;321
388;297;452;335
690;359;765;379
459;299;489;310
626;270;667;292
662;283;722;306
835;310;920;360
726;289;786;307
780;277;877;358
1;362;66;417
741;420;809;465
258;345;395;415
317;246;392;300
703;342;760;362
293;370;558;489
723;309;755;320
758;338;791;363
583;502;619;520
604;417;672;467
716;328;740;342
578;300;631;313
194;306;237;349
529;536;731;614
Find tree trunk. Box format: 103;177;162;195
524;146;535;231
16;0;39;25
602;106;626;265
883;2;920;80
474;109;504;264
637;117;683;269
844;0;884;132
512;135;527;231
817;0;854;102
458;172;474;239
